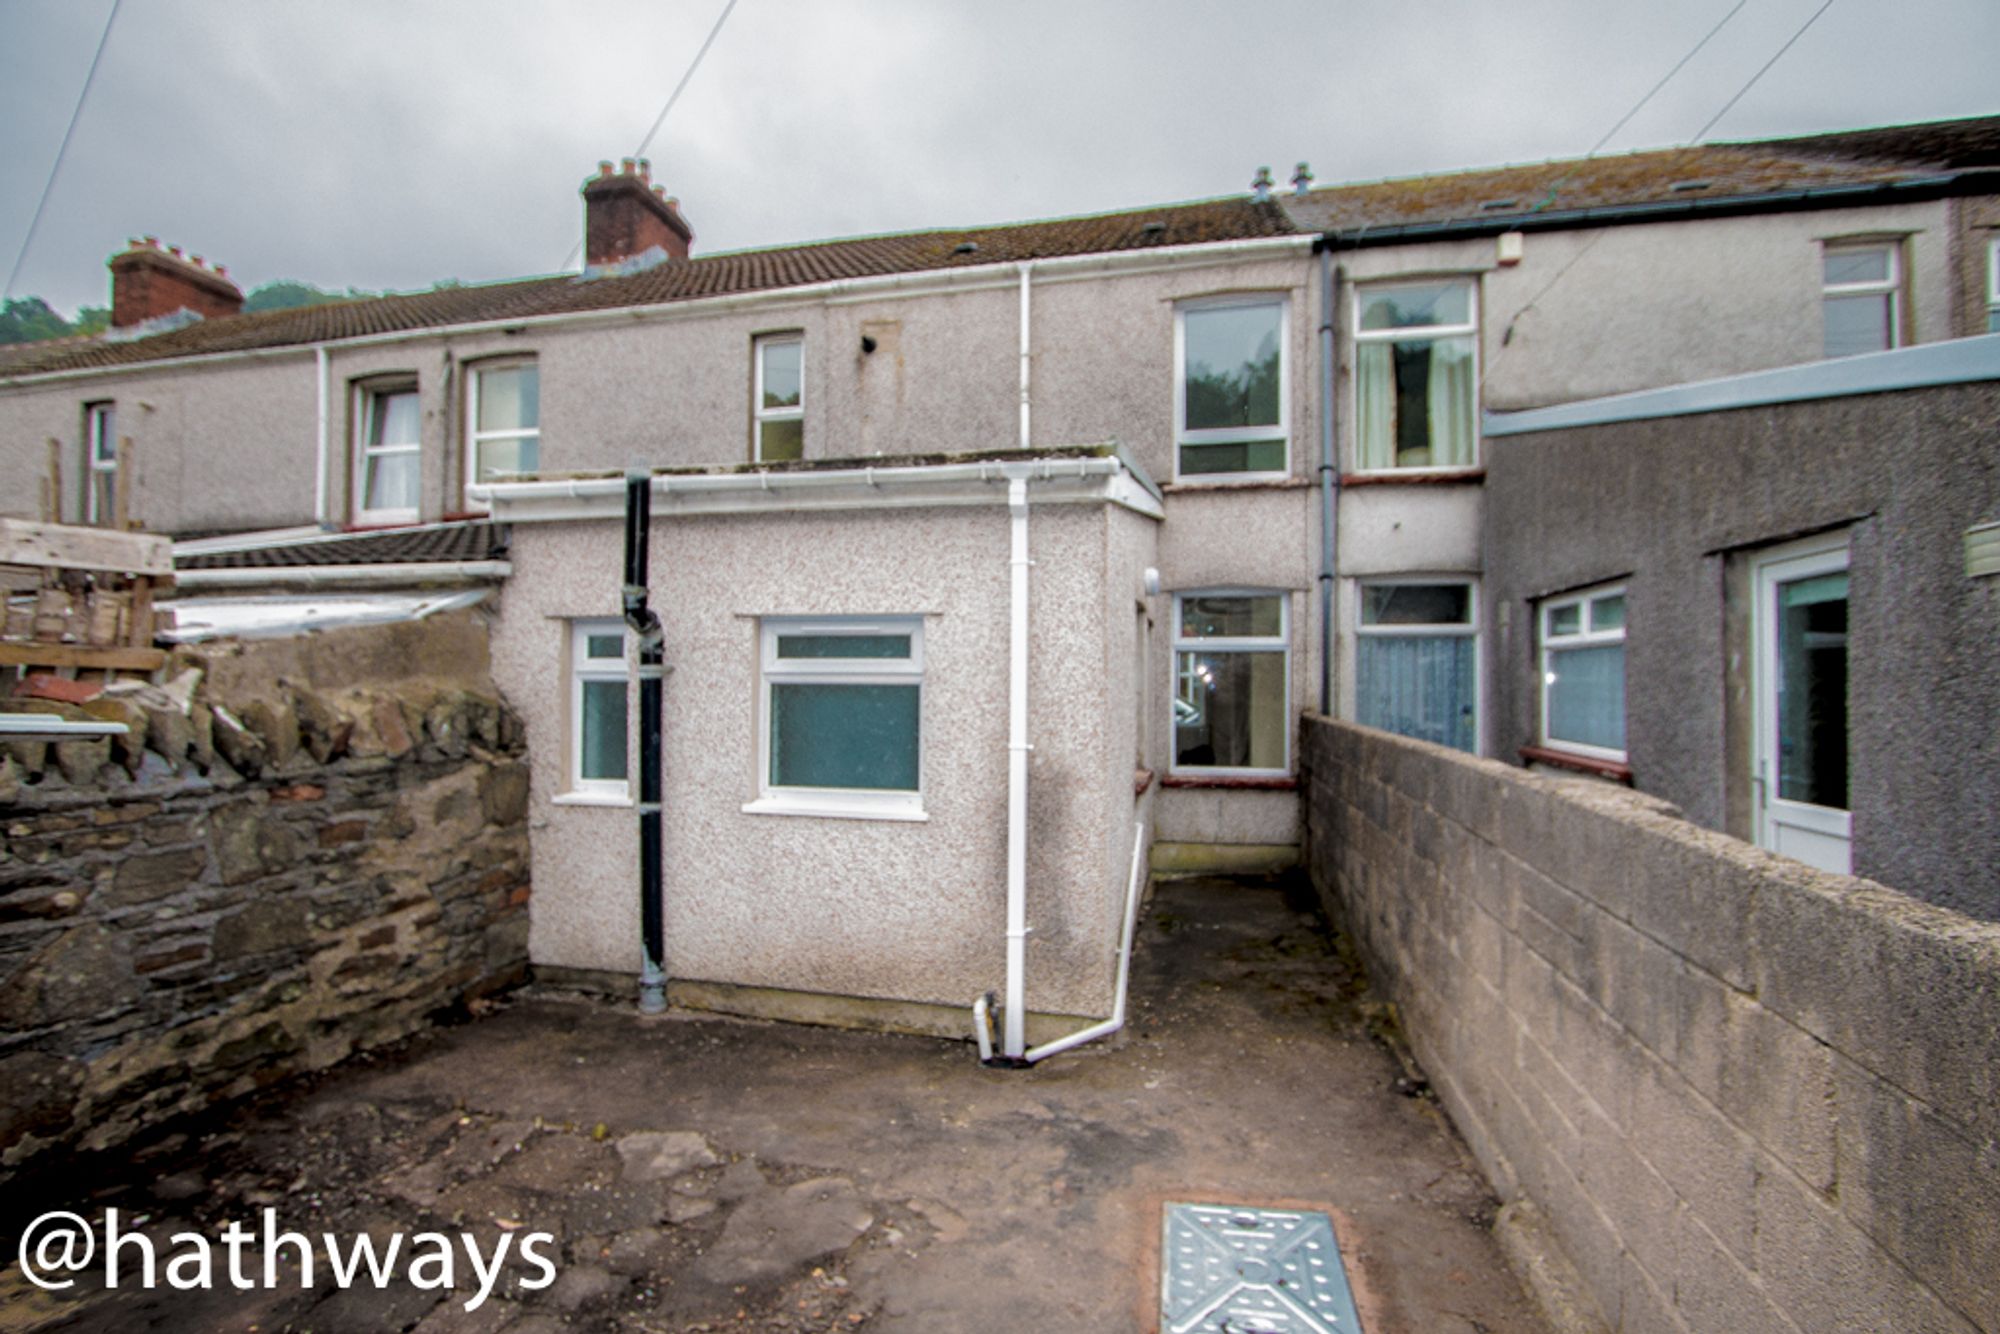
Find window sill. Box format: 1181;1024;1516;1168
1134;767;1156;796
741;795;929;823
1163;476;1312;493
552;791;633;808
1162;773;1297;791
1519;745;1632;785
1340;468;1485;489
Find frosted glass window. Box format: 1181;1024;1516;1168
772;684;919;789
1176;300;1287;477
759;617;923;813
569;619;627;798
1540;585;1627;761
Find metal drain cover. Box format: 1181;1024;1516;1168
1161;1203;1362;1333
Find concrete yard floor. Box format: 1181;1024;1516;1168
3;876;1545;1333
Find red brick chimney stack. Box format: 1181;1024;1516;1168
581;158;693;267
108;237;245;329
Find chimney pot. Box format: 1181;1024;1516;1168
107;237;243;330
1292;162;1314;196
1250;166;1274;203
598;159;614;177
582;160;693;267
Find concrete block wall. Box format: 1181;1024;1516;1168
1301;715;2000;1333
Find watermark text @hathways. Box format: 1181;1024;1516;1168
16;1208;556;1313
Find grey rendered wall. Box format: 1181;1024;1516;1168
1303;716;2000;1334
1484;381;2000;920
487;499;1137;1021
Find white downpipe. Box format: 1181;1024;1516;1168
1003;475;1032;1059
1024;820;1148;1063
1017;262;1032;451
313;345;330;527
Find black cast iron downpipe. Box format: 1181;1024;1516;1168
623;470;667;1013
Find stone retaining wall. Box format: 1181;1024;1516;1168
0;612;530;1177
1302;715;1999;1334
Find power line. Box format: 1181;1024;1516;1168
1495;0;1840;357
1691;0;1837;143
1582;0;1747;158
559;0;739;272
4;0;122;304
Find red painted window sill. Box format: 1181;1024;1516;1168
1519;745;1633;785
1339;468;1486;489
1134;767;1156;796
1161;773;1298;791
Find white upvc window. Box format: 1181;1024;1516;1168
1986;237;1999;334
84;401;117;526
745;616;926;821
354;383;420;524
1171;591;1290;775
1355;580;1479;754
565;619;629;803
1821;242;1902;357
1539;584;1627;763
1353;278;1478;472
1174;297;1289;480
466;360;540;504
753;334;804;462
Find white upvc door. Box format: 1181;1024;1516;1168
1752;535;1852;875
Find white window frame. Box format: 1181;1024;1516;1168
352;381;420;525
1820;241;1902;356
753;333;804;462
560;618;630;805
1538;582;1628;764
1172;295;1290;483
464;359;539;508
1354;577;1481;754
1170;590;1292;777
744;616;927;822
1986;237;1999;334
85;401;117;526
1351;277;1480;475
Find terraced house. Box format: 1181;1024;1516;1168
3;114;1996;1047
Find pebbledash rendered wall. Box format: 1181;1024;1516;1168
1302;715;1999;1333
1484;359;2000;920
0;612;530;1178
488;494;1158;1033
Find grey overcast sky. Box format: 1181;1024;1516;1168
3;0;1995;319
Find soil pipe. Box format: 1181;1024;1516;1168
1315;245;1343;715
623;469;668;1014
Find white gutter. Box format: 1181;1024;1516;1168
313;345;330;526
172;561;511;589
2;235;1315;389
470;456;1166;523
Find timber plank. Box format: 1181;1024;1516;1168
0;519;173;576
0;643;165;671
